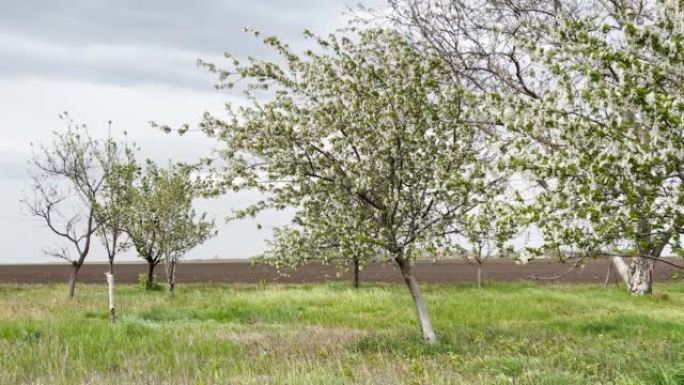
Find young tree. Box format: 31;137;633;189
93;135;138;321
154;165;215;296
388;0;684;295
458;202;516;288
94;135;138;273
126;162;215;293
125;161;165;290
196;28;506;343
262;203;381;290
23;115;104;298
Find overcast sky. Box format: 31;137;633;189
0;0;376;264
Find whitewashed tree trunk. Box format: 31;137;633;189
105;272;115;322
611;256;653;295
396;257;437;344
476;264;482;289
627;256;654;295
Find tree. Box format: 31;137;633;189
196;28;507;342
458;202;516;288
154;165;215;296
258;195;381;289
123;160;163;290
93;133;138;321
384;0;557;96
126;161;215;294
23;115;104;298
94;134;138;274
261;202;381;290
388;0;684;295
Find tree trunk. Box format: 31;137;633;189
105;272;115;322
353;257;360;289
627;256;654;295
611;256;654;295
476;264;482;289
67;263;81;299
146;261;156;290
395;257;437;344
168;259;177;297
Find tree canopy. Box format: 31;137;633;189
198;28;509;341
389;0;684;294
126;161;215;292
23;116;109;297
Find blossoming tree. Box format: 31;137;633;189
196;28;507;342
389;0;684;294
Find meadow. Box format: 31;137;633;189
0;282;682;385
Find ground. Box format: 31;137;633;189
2;258;681;284
0;282;683;385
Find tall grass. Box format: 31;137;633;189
0;282;682;384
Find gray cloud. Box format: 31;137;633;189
0;33;218;90
0;0;360;89
0;1;347;52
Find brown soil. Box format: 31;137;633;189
0;258;680;285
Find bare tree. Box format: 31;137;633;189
23;114;104;298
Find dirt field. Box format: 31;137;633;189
0;257;681;285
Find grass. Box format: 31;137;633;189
0;281;683;385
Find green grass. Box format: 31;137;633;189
0;282;683;385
